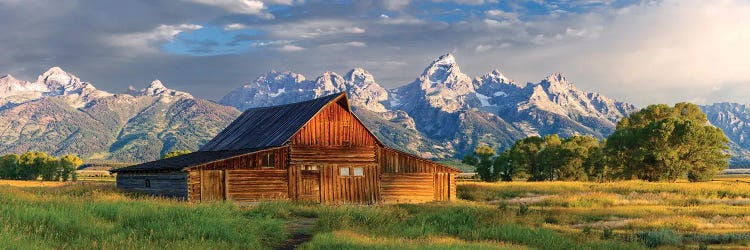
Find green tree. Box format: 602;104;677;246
507;136;545;181
18;152;60;181
162;150;191;159
555;136;599;181
0;154;20;179
462;145;500;182
60;154;83;182
606;103;730;182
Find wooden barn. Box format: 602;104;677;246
111;93;460;204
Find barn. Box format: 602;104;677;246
111;92;460;204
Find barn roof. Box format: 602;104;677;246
199;92;357;151
110;147;275;173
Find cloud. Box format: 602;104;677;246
251;40;304;52
224;23;248;31
265;20;366;39
2;0;750;107
321;41;367;49
382;0;411;10
182;0;273;18
105;24;203;54
275;44;305;52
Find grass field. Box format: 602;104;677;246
0;178;748;249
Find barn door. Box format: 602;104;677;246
299;165;321;202
201;170;225;202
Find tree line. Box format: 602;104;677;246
0;152;83;181
463;103;731;182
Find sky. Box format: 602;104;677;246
0;0;749;106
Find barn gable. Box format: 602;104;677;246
200;92;380;151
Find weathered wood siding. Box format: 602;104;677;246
379;147;458;203
290;101;377;147
288;101;380;204
187;147;290;202
380;172;434;203
116;172;188;199
226;169;288;201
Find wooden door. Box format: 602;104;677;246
299;166;320;202
201;170;225;202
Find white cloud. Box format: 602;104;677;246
382;0;411;10
105;24;202;54
251;40;304;52
224;23;248;31
275;44;305;52
266;20;366;39
182;0;273;18
321;41;367;49
471;0;750;105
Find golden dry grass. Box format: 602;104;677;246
458;176;750;248
0;180;74;188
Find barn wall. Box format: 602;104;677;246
226;169;288;201
187;147;290;202
379;147;458;203
287;101;381;204
290;101;377;147
116;172;188;199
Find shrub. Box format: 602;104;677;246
636;229;683;248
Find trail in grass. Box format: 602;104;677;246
277;217;317;250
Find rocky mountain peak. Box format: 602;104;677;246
36;66;88;95
540;72;573;91
133;79;193;98
314;71;346;93
345;67;376;86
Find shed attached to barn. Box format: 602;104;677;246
111;93;460;204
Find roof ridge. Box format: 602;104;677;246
242;92;346;111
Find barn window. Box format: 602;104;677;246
145;179;151;188
302;165;319;171
339;167;364;177
339;167;350;176
353;167;364;176
261;152;275;168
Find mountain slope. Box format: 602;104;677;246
0;68;240;162
702;103;750;167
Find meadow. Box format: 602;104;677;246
0;177;748;249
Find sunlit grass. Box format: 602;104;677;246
458;177;750;248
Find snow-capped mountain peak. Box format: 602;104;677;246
343;67;389;112
135;79;193;98
314;71;346;94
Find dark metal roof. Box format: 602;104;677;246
110;147;272;173
199;92;347;151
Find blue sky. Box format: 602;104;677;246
0;0;749;106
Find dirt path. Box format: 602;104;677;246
276;218;317;250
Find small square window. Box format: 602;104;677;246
353;167;364;176
339;167;350;176
261;153;275;168
303;165;319;171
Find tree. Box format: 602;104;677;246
554;136;599;181
605;103;730;182
60;154;83;181
507;136;545;181
0;154;20;179
163;150;191;159
462;145;501;182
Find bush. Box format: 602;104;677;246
636;229;683;248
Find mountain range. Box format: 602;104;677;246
1;54;749;166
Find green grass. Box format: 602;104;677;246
0;183;287;249
3;178;747;249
